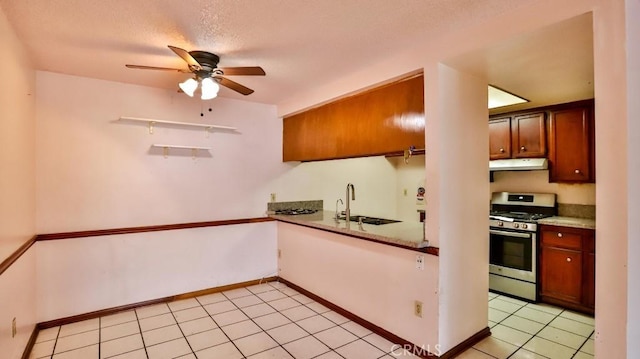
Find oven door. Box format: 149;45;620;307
489;229;536;283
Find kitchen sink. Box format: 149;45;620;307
338;215;401;225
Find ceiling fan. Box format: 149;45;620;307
126;45;265;97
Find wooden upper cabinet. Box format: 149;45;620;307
283;74;425;162
548;101;595;183
511;112;546;158
489;112;545;159
490;99;595;183
489;117;512;160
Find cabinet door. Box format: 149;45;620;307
585;252;595;309
541;246;583;304
283;74;424;162
548;105;594;182
489;117;512;159
584;234;596;309
511;113;546;158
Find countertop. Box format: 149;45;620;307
537;216;596;230
269;210;435;252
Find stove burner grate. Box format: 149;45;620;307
275;209;318;215
489;211;552;222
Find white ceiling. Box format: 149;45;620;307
445;12;594;114
0;1;592;110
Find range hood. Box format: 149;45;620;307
489;158;548;171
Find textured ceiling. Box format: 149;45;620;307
0;0;534;106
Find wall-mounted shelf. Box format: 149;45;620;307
152;144;212;158
119;116;237;136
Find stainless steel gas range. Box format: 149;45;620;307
489;192;557;301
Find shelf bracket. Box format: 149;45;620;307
162;146;169;158
149;121;155;134
191;148;197;159
205;127;211;138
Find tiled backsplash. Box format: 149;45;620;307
558;203;596;219
267;200;323;212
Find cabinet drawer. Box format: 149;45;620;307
541;230;582;250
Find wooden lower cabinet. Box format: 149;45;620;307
585;252;596;309
540;247;583;304
539;224;595;314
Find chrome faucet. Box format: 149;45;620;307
345;183;356;226
335;198;344;221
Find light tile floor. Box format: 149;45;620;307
459;292;595;359
27;283;594;359
28;282;419;359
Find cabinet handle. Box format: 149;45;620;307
557;233;563;238
499;148;505;153
566;257;572;262
575;169;581;174
520;146;526;152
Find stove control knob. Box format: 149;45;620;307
498;221;504;227
514;223;519;228
522;224;528;229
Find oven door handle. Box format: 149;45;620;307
489;229;532;238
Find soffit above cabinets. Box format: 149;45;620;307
445;12;594;115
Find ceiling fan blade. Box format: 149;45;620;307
168;45;202;71
125;64;191;73
217;76;254;95
218;66;266;76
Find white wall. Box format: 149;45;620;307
0;5;36;261
36;222;277;322
271;155;426;222
390;155;427;222
627;0;640;355
277;222;440;352
0;5;37;359
33;72;287;321
592;1;629;357
491;170;596;205
0;250;37;359
426;64;489;352
36;71;285;233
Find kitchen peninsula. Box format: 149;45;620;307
270;210;437;255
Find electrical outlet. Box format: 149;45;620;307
270;193;277;202
415;255;425;270
414;301;423;317
11;317;16;338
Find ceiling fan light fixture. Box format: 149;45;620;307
200;77;220;100
179;78;198;97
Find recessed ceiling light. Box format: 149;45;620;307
488;85;528;109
